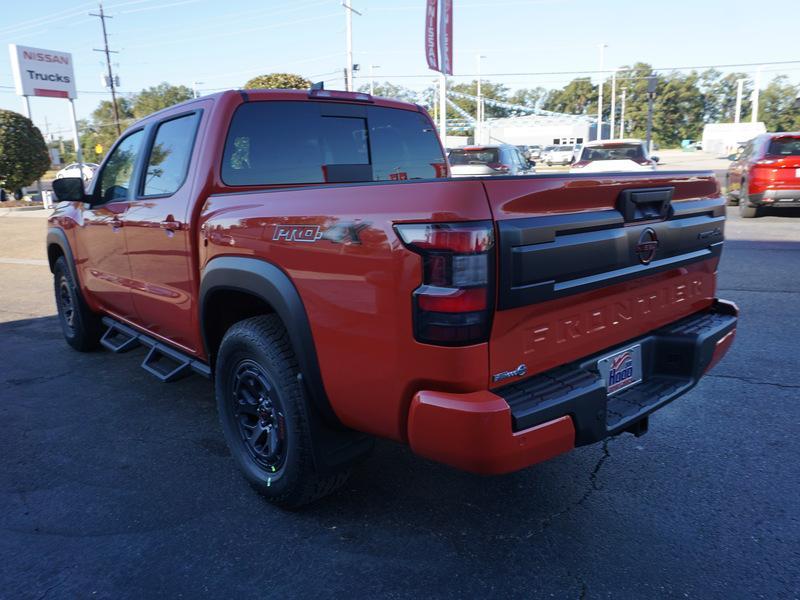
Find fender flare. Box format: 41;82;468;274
199;256;339;427
46;227;78;282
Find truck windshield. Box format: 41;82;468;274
221;101;446;185
581;143;645;161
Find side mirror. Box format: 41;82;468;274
727;154;738;161
528;160;536;168
650;156;660;163
52;177;86;202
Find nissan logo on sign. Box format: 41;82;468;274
8;44;77;99
636;228;659;264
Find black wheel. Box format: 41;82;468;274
215;315;350;508
53;256;102;351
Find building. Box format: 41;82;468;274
701;122;766;157
475;114;610;147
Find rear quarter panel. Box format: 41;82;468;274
201;180;492;441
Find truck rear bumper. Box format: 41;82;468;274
407;299;737;475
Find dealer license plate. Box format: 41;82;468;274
597;344;643;395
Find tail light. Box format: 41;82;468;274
633;158;655;167
571;160;589;168
395;221;495;346
487;162;510;173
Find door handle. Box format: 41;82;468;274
160;219;181;232
111;216;123;230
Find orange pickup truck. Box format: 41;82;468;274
47;88;737;506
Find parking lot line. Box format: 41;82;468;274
0;258;49;266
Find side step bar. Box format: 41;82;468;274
100;317;211;382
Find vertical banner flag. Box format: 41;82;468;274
425;0;452;75
439;0;453;75
425;0;439;71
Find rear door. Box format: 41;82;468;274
123;110;203;353
483;173;725;387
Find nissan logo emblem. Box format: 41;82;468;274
636;228;659;264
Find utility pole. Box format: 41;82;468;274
343;1;361;91
91;2;121;136
619;89;626;138
734;78;746;123
597;43;607;141
192;81;204;99
610;68;617;140
751;66;762;123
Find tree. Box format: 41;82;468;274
543;78;597;115
357;81;418;103
653;71;706;146
244;73;311;90
132;82;193;119
0;110;50;192
508;87;549;110
759;76;800;132
79;98;134;162
449;79;511;119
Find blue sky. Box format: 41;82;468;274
1;0;798;138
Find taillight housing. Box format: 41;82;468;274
395;221;495;346
571;160;589;168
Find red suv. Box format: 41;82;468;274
727;132;800;217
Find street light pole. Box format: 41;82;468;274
342;1;361;91
476;54;486;143
645;75;657;154
610;68;617;140
369;64;380;95
439;72;447;143
619;89;626;138
597;43;607;141
734;78;746;123
751;66;762;123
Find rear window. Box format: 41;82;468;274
767;137;800;156
221;101;446;185
448;148;499;165
556;145;573;152
581;143;645;161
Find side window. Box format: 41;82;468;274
142;113;200;196
96;130;144;203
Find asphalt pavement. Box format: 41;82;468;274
0;207;798;599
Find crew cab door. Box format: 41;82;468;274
122;110;202;353
74;129;145;319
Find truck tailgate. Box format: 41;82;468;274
483;172;726;388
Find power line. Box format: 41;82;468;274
90;2;122;136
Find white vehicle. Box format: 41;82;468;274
56;162;99;181
570;139;658;173
448;145;534;177
544;145;574;166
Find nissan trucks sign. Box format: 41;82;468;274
8;44;77;99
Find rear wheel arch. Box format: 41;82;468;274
200;256;338;426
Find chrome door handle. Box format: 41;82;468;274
160;220;181;232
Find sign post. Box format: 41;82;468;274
8;44;83;173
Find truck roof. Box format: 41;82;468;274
130;88;424;129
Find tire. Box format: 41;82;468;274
739;180;759;218
215;315;350;508
739;202;758;218
53;256;102;351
